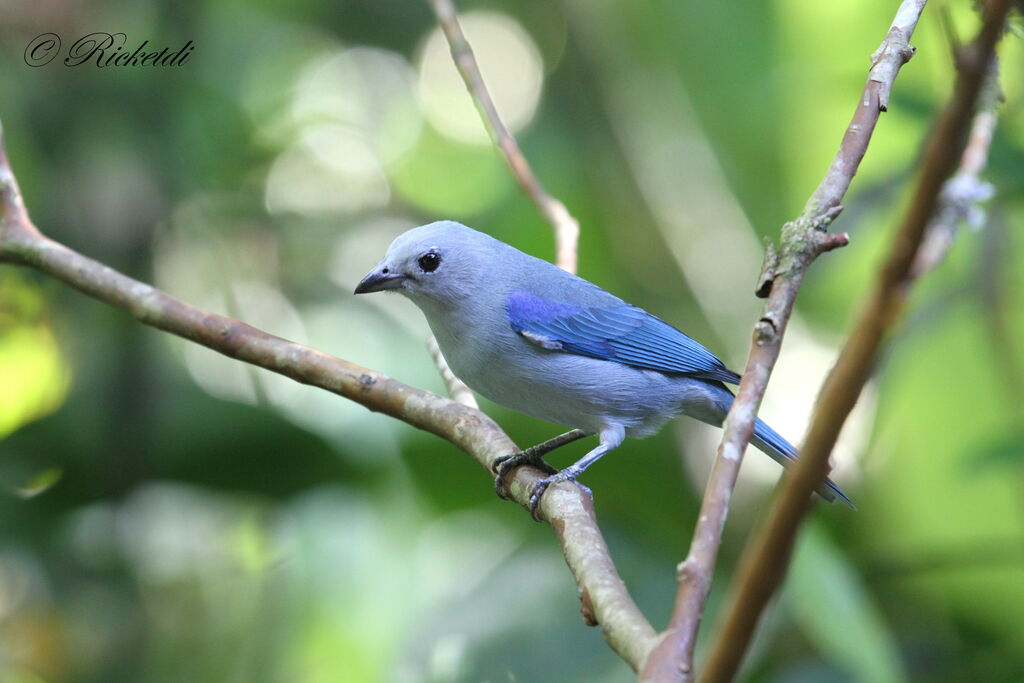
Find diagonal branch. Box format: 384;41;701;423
640;2;929;680
911;58;1001;279
426;0;580;274
701;2;1012;681
0;120;656;671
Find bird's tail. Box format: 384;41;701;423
686;380;855;508
750;417;855;509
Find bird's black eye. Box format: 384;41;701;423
418;251;441;273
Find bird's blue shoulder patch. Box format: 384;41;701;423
504;290;741;383
505;290;581;322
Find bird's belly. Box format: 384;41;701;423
439;334;678;436
466;362;609;433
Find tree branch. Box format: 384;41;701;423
701;3;1012;681
0;120;656;671
640;2;928;680
427;335;478;408
426;0;580;274
424;0;579;406
911;58;1000;279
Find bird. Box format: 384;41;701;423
354;220;852;516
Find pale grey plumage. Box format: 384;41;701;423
355;220;851;511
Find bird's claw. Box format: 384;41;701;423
492;451;556;500
528;473;592;522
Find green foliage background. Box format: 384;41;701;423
1;1;1023;681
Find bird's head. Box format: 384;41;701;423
354;221;497;311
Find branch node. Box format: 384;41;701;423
754;316;778;346
813;204;845;230
702;2;1012;678
579;586;598;627
636;1;933;678
870;22;918;111
815;231;851;255
755;239;779;298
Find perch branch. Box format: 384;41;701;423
640;2;928;681
426;0;580;274
701;3;1012;681
0;120;656;671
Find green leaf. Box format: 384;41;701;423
14;467;63;499
785;520;906;683
967;429;1024;471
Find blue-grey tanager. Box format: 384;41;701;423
355;221;851;514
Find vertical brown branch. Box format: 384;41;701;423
640;3;929;681
426;0;580;273
701;3;1012;681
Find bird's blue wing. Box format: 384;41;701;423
505;290;741;383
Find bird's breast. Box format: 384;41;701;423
428;321;598;430
429;318;519;391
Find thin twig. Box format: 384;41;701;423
701;3;1012;681
425;0;580;404
640;2;928;681
911;59;1000;279
0;122;656;671
426;0;580;274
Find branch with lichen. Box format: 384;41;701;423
640;2;929;681
0;122;656;672
911;57;1001;279
426;0;580;274
700;2;1012;681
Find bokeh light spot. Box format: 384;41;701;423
389;127;508;216
417;12;544;145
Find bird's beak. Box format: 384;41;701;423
354;266;406;294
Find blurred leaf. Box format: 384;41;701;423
2;670;51;683
232;510;274;575
0;274;70;439
785;520;906;683
389;126;510;217
14;467;63;499
967;429;1024;471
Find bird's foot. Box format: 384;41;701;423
528;470;592;522
492;451;557;500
